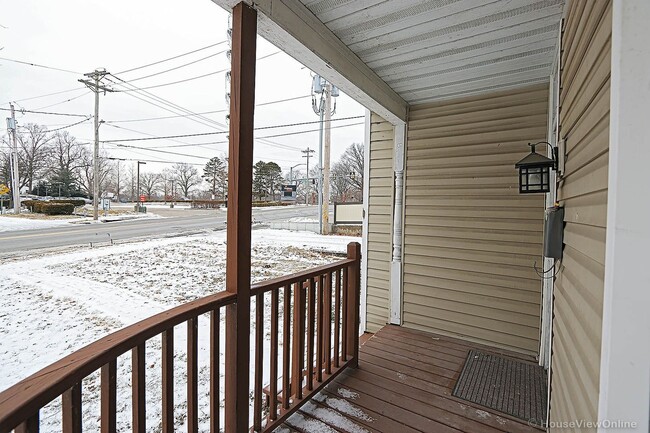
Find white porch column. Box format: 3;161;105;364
390;122;406;325
598;1;650;431
360;110;371;334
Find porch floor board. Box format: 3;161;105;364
278;325;543;433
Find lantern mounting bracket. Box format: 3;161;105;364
528;141;558;171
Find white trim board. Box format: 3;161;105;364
598;1;650;431
360;109;371;334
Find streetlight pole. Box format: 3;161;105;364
136;161;146;212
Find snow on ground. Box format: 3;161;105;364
0;215;83;232
0;212;162;232
0;229;360;432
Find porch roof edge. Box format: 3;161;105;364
211;0;408;124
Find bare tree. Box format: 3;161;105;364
172;163;201;198
78;150;114;198
17;124;52;192
48;132;88;196
140;172;162;198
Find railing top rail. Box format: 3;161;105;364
0;291;236;433
250;258;355;297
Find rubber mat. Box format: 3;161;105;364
452;349;547;427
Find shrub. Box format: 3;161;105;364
51;199;86;207
22;200;38;211
38;203;75;215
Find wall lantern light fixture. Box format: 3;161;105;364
515;141;558;194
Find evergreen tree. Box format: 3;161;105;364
203;156;227;199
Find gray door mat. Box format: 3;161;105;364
452;349;547;427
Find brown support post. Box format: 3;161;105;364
345;242;361;367
224;3;257;433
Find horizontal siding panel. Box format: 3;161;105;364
406;204;542;220
404;288;540;320
405;226;543;245
408;102;548;130
365;114;393;332
404;263;539;292
406;244;540;268
562;190;608;227
403;311;539;354
408;114;549;139
407;126;548;149
403;275;541;304
551;1;610;430
404;215;543;232
403;84;546;355
408;84;548;119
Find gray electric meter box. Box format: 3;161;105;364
543;206;565;259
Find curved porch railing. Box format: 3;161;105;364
0;242;361;433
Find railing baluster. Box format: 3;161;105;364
282;284;291;410
210;309;220;433
306;277;315;391
333;269;341;368
253;294;264;431
132;344;146;433
316;275;324;383
101;360;117;433
324;271;333;375
292;280;306;400
269;288;279;420
162;329;174;433
342;267;349;361
14;413;38;433
346;243;361;367
62;383;81;433
187;318;198;433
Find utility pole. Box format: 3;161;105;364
79;68;113;221
311;75;338;233
6;103;20;214
301;147;315;205
322;83;332;235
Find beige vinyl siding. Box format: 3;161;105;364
549;0;610;429
402;84;548;356
365;113;394;332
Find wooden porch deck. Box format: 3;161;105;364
278;325;543;433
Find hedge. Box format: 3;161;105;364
22;200;75;215
51;199;86;207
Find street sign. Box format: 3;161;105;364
139;194;146;202
0;184;9;195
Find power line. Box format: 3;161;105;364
106;75;226;130
113;67;229;92
34;91;92;110
0;56;81;75
103;94;312;124
116;41;228;74
105;121;364;149
101;116;364;143
124;49;228;84
109;142;212;160
0;107;90;118
40;117;93;133
1;87;87;105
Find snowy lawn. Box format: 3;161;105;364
0;229;361;432
0;214;84;232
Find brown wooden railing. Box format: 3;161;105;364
0;242;361;433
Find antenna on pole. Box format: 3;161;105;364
310;74;338;234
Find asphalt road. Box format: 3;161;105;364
0;205;324;255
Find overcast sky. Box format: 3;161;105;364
0;0;365;175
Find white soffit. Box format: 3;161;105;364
299;0;564;105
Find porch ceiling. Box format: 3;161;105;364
299;0;564;105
